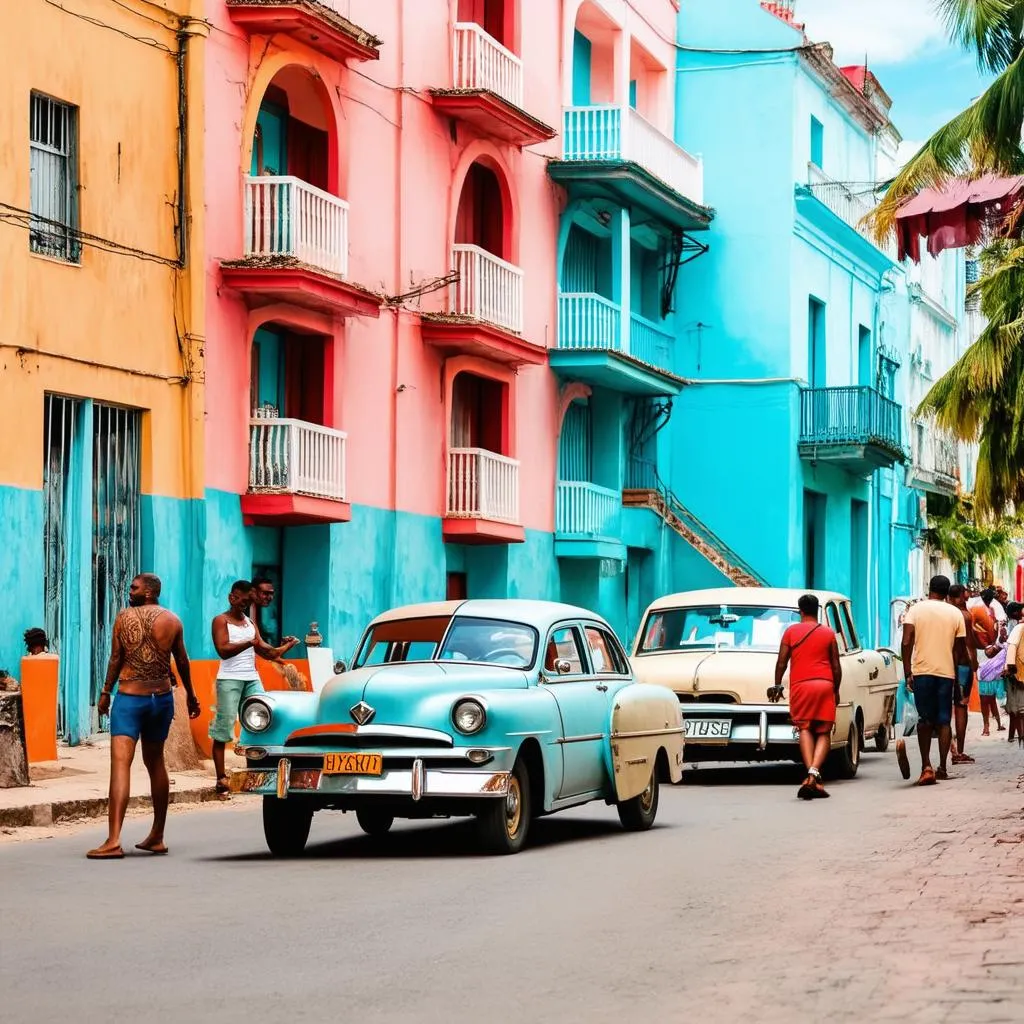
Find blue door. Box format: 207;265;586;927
544;624;611;797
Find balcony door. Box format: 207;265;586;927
251;326;326;425
808;297;826;388
458;0;507;44
455;162;505;260
251;91;328;192
451;372;506;454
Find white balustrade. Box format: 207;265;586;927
452;22;523;109
556;481;621;537
447;447;520;523
243;175;349;277
561;105;704;206
451;243;524;334
806;163;897;259
249;418;347;502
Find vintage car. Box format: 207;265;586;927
628;588;902;776
230;599;685;856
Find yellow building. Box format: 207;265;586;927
0;0;207;741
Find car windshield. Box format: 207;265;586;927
438;617;538;669
637;605;801;653
353;615;537;670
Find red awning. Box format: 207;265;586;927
894;174;1024;262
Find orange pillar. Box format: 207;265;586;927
19;655;59;763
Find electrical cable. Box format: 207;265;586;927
42;0;176;52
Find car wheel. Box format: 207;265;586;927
616;765;660;831
262;797;314;857
827;721;861;780
874;724;890;752
477;758;531;854
356;809;394;837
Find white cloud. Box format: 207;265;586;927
898;139;924;167
796;0;949;64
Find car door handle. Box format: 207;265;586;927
595;682;608;692
857;657;866;664
869;668;879;680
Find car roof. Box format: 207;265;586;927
368;598;608;630
645;587;849;612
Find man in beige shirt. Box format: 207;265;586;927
899;575;970;785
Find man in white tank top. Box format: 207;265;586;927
210;580;299;793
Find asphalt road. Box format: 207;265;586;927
3;738;1023;1024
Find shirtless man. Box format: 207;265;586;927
88;574;200;860
947;584;976;765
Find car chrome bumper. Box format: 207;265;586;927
681;703;800;750
229;758;511;800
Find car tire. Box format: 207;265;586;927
874;724;890;752
616;765;660;831
477;758;530;855
827;721;861;780
262;797;314;857
356;809;394;837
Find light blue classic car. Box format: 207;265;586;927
230;599;685;855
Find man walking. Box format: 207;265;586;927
210;580;298;794
898;575;970;785
947;584;976;765
88;574;200;860
775;594;842;800
1001;602;1024;743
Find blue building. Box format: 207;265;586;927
670;0;924;646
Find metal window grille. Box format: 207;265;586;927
90;404;142;715
30;92;80;261
43;395;141;738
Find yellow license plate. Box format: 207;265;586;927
323;752;383;776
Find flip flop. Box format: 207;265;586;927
917;767;937;786
896;738;911;780
215;777;231;797
798;777;816;800
86;845;125;860
935;766;949;781
135;841;169;855
811;784;831;799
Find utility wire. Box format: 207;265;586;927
0;203;181;268
42;0;176;52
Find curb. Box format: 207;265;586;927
0;787;226;829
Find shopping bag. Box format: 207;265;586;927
902;694;919;736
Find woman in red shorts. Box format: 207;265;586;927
774;593;843;800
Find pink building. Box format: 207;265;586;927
194;0;710;657
200;0;565;655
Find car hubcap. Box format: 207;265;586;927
639;775;655;813
505;777;522;836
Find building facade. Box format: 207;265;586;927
0;0;206;741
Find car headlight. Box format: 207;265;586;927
241;699;272;733
452;698;486;735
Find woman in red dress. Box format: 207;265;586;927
774;594;843;799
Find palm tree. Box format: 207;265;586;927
917;238;1024;515
871;0;1024;237
924;492;1021;578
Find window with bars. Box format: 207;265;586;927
30;92;80;262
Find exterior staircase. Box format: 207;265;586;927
622;478;768;589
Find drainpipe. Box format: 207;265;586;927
389;0;406;609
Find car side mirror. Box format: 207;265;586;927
554;658;573;675
333;660;347;675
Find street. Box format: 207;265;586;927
2;729;1023;1024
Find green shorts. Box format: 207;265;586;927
209;678;264;743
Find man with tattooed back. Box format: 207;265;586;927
87;573;201;860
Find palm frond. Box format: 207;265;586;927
938;0;1024;74
869;55;1024;240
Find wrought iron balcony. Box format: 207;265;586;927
798;386;906;474
803;164;898;261
910;430;959;496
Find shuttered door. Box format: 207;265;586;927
559;401;592;482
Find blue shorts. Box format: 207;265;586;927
953;664;973;706
109;690;175;743
912;674;954;727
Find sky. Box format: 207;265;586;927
794;0;993;160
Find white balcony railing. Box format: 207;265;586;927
244;175;349;277
805;163;897;260
447;447;520;523
556;481;621;538
249;417;347;502
452;22;523;109
558;293;622;350
562;105;704;206
450;243;524;334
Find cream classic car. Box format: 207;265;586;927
628;588;902;776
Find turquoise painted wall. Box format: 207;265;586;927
0;486;45;675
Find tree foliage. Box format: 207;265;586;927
925;491;1021;570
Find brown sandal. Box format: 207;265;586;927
86;845;125;860
917;766;937;786
798;776;816;800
